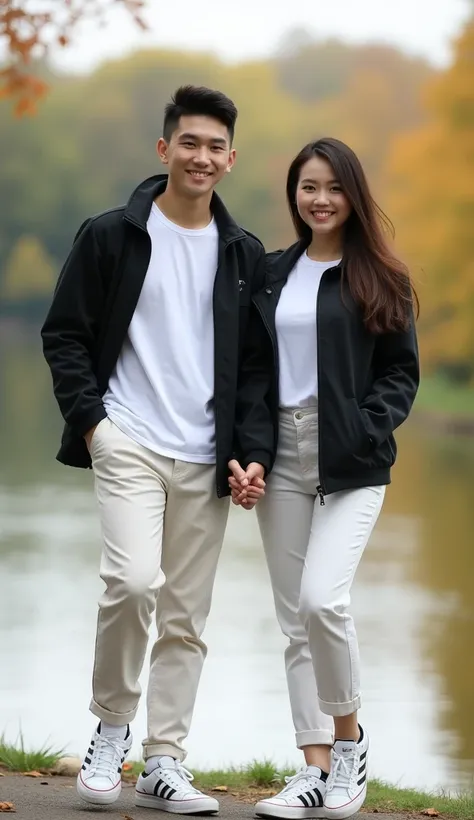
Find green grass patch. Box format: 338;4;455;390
366;778;474;820
128;758;294;788
2;743;473;818
0;732;63;772
415;375;474;418
127;761;474;818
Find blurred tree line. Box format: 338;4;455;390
388;18;474;383
1;16;473;381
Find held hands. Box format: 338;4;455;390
228;460;266;511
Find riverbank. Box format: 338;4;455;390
1;740;473;818
0;775;409;820
414;376;474;434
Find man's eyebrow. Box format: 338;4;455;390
178;133;228;145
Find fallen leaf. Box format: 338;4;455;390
421;811;439;818
122;815;135;820
212;785;228;792
122;762;133;771
23;771;42;778
0;804;16;813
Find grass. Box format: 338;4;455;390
365;779;474;820
415;375;474;418
2;741;473;818
0;732;63;772
127;757;294;789
126;760;473;818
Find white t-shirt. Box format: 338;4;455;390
276;253;341;408
103;202;219;463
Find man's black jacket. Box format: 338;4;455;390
41;174;275;498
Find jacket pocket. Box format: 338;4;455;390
324;398;372;475
349;398;373;458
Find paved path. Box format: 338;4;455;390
1;774;409;820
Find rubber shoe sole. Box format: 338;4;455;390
324;782;367;820
135;790;219;814
255;801;325;819
77;772;122;805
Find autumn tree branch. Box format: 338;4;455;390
0;0;147;114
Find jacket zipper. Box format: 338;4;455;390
253;291;279;385
253;292;280;457
214;233;248;498
316;269;332;505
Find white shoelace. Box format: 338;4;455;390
88;735;124;778
328;751;356;791
160;761;197;792
280;770;319;798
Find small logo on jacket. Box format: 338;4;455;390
239;279;246;291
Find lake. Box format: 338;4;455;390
1;333;473;792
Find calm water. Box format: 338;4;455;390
1;333;474;792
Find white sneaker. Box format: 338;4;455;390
135;756;219;814
76;723;132;805
324;726;369;819
254;766;327;819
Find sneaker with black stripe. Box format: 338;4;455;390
254;766;327;818
76;723;132;805
135;756;219;814
324;725;369;819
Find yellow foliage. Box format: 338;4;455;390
388;20;474;378
2;236;56;301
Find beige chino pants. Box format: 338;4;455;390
88;417;230;761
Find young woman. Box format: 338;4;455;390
230;138;419;820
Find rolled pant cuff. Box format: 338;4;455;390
296;729;334;748
318;695;361;717
143;743;186;762
90;698;137;726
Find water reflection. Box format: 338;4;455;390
0;336;473;791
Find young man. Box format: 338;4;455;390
41;85;273;813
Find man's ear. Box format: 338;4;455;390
156;137;169;165
226;148;236;173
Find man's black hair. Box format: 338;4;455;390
163;85;238;143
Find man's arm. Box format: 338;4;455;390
41;218;108;440
230;245;276;507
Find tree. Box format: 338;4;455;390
0;0;146;115
388;18;474;381
1;234;56;301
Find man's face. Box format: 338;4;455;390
157;115;236;198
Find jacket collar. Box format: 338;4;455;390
267;238;344;284
124;174;246;244
266;238;308;283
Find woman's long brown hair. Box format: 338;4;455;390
286;137;419;333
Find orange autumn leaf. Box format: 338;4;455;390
0;1;148;115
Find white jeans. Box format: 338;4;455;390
88;418;230;761
257;406;385;748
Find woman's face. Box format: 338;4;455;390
296;155;352;237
